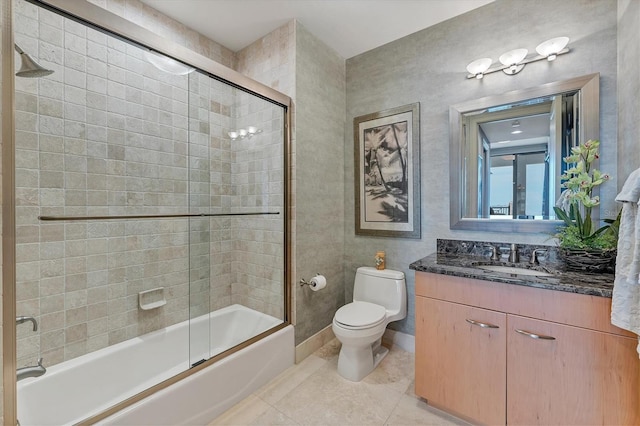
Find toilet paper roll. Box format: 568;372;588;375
309;275;327;291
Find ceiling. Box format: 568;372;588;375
481;112;552;149
139;0;494;59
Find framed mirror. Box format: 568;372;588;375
449;73;599;233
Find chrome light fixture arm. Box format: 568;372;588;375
465;37;570;79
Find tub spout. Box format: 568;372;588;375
16;316;38;331
17;358;46;381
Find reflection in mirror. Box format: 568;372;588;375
450;74;599;233
468;94;577;220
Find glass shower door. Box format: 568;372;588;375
13;0;289;423
186;76;288;363
187;69;212;366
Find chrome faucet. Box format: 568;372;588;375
485;245;501;261
508;244;519;263
16;316;38;331
529;248;548;265
17;358;46;381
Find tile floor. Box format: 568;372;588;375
210;339;469;425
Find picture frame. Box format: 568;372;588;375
354;103;421;238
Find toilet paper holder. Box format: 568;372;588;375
299;273;321;286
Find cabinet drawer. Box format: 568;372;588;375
415;272;633;336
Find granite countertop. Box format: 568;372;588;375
410;252;615;298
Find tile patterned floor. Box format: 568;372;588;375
210;339;469;426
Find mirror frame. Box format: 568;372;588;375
449;73;600;233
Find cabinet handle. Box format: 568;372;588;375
515;328;556;340
465;318;499;329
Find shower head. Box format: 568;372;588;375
14;44;54;78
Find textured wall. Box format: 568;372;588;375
617;0;640;185
294;23;345;345
235;21;296;99
345;0;618;336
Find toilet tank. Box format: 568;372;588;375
353;267;407;322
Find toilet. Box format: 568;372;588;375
332;266;407;382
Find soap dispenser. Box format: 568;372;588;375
375;251;386;270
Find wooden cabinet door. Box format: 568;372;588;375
507;315;640;426
416;296;507;425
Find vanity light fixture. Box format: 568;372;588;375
499;48;528;75
465;37;570;79
228;126;262;140
466;57;492;79
536;37;570;61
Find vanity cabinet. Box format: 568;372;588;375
415;297;506;425
415;272;640;426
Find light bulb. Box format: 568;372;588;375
499;49;528;75
238;129;248;138
499;49;528;67
466;58;492;79
536;37;569;61
228;131;238;140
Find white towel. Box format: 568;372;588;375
612;167;640;356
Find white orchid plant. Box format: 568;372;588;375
554;139;619;250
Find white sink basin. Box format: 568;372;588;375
476;265;555;277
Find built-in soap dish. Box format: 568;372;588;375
139;287;166;310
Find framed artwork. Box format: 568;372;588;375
354;103;420;238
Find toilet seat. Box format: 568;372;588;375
334;301;386;330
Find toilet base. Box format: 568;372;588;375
337;338;389;382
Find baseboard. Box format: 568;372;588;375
382;329;415;353
294;324;335;363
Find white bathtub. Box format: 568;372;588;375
17;304;294;426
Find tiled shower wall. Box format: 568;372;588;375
229;90;285;318
13;0;284;368
14;1;194;367
87;0;235;69
88;0;287;322
234;22;294;322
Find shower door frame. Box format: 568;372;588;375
1;1;293;424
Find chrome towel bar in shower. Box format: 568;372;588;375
38;211;280;221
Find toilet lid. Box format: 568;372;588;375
335;301;386;329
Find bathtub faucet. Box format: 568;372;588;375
16;316;38;331
17;358;46;381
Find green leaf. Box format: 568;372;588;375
553;206;573;227
583;210;592;236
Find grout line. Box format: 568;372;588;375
254;393;301;426
382;392;404;426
